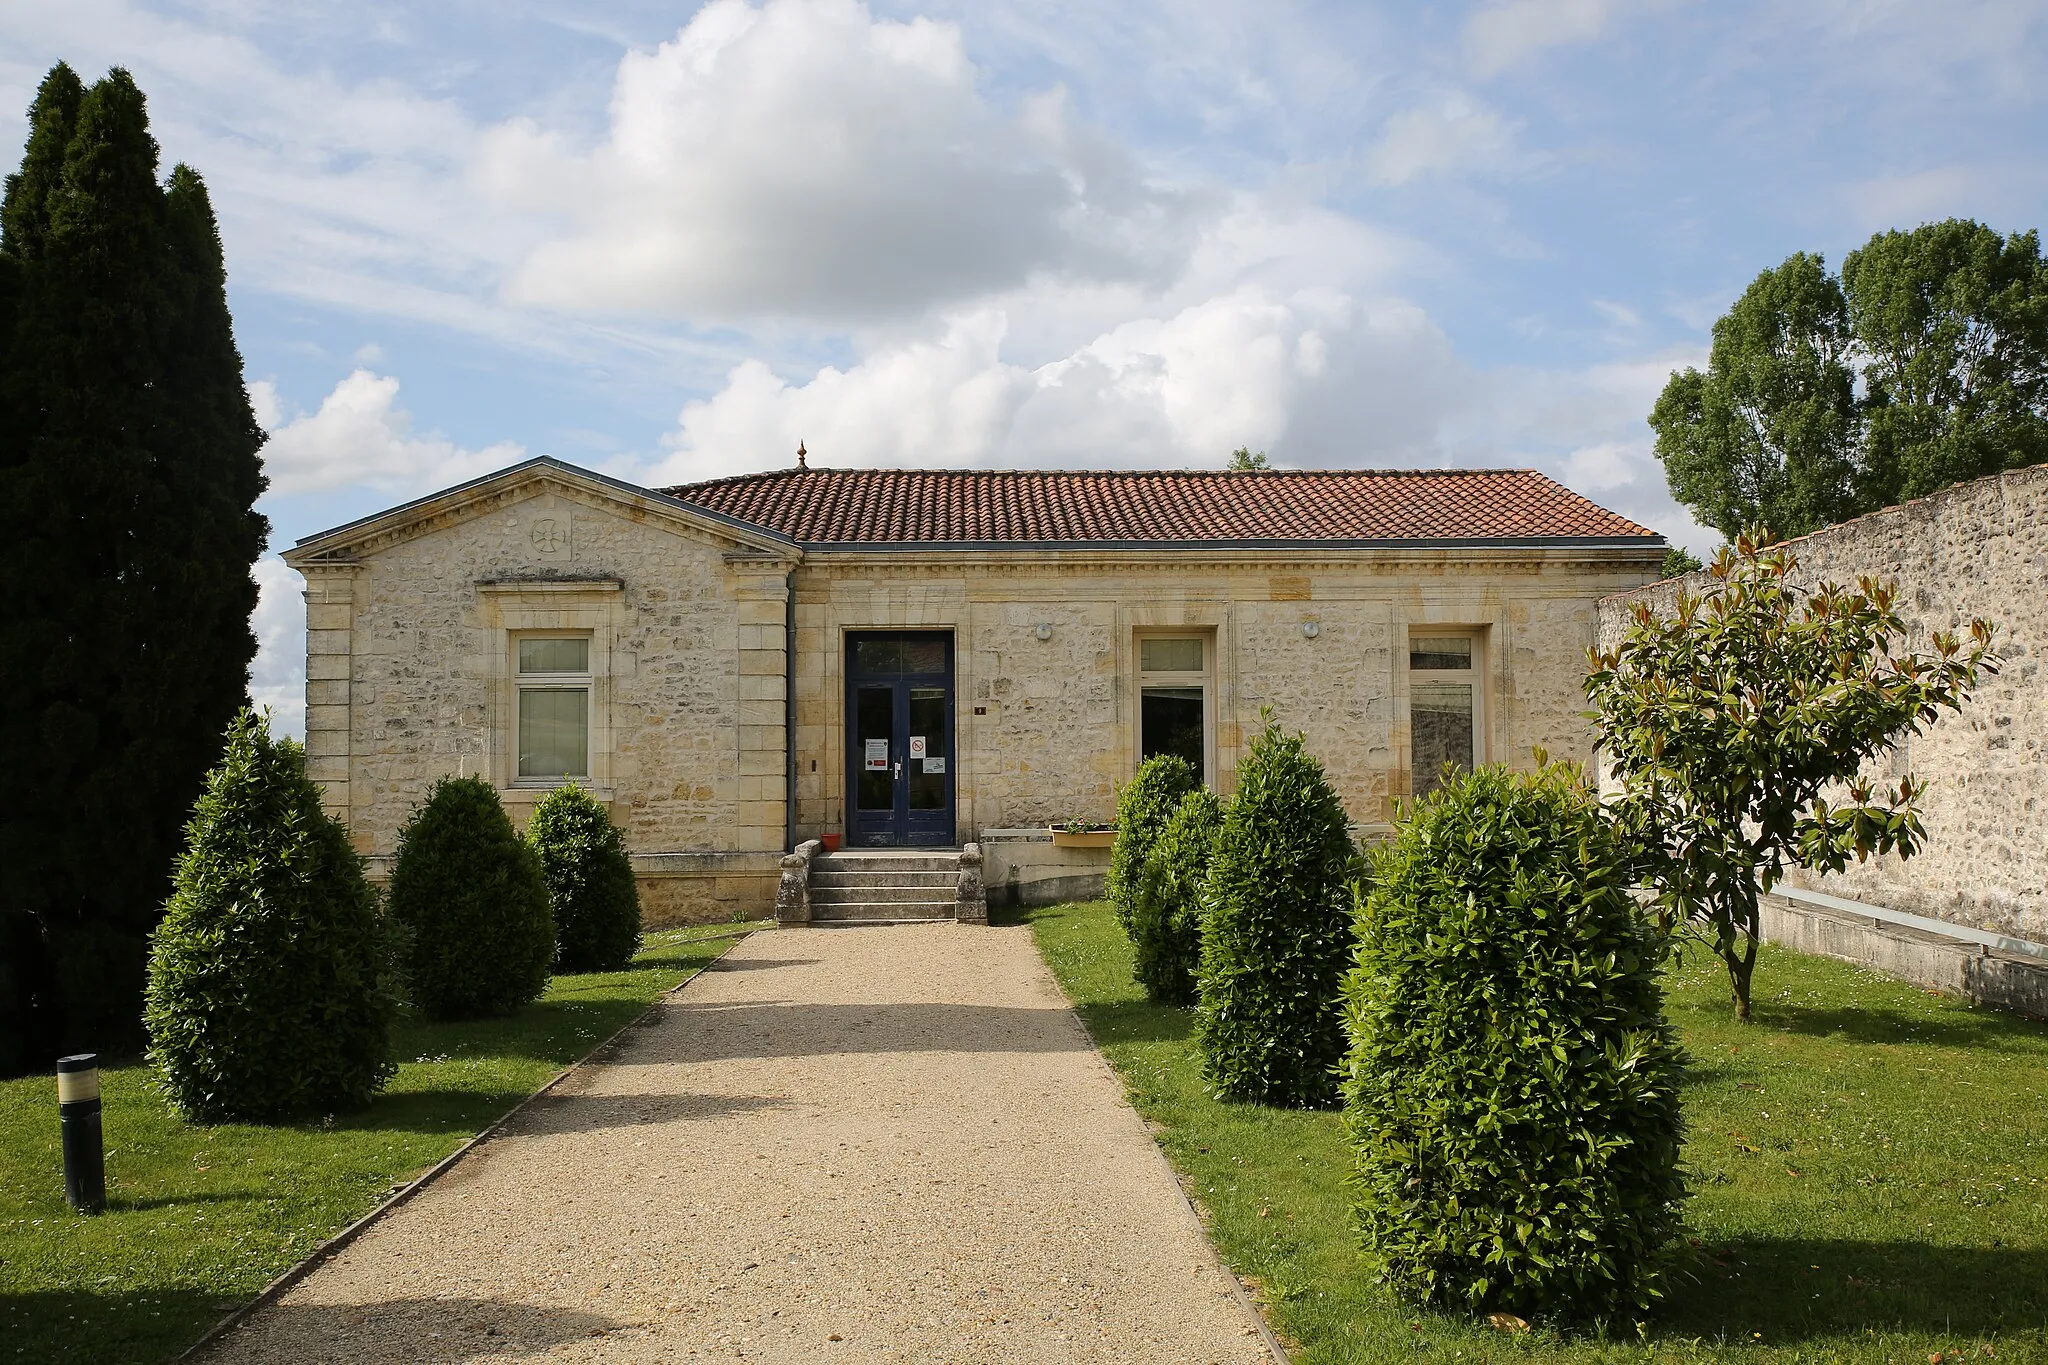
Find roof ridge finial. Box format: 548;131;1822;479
796;440;808;470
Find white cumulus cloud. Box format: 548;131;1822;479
252;369;525;495
485;0;1206;321
647;286;1464;482
250;555;306;741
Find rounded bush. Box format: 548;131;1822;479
1130;787;1224;1006
1193;720;1356;1108
144;710;394;1122
527;783;641;972
388;775;554;1020
1342;763;1687;1321
1107;754;1198;930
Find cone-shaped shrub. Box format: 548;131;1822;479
1130;787;1223;1006
1107;754;1198;930
527;783;641;972
1194;720;1356;1107
1342;763;1687;1321
144;711;393;1122
388;776;553;1020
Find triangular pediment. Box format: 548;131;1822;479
281;457;801;567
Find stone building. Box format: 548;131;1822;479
283;457;1665;920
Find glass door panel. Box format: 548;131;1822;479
907;687;947;811
855;685;895;813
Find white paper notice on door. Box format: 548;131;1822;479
922;757;946;774
909;735;927;759
865;738;889;771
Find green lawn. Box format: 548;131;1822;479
0;923;756;1365
1025;899;2048;1364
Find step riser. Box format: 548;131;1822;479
812;905;954;921
811;886;959;907
814;855;959;871
811;871;958;889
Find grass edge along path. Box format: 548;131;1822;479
0;921;761;1365
1023;898;2048;1365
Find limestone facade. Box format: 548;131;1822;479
288;460;1664;922
1598;462;2048;944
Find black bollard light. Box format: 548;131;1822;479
57;1053;105;1215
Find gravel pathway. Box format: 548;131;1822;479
201;923;1275;1363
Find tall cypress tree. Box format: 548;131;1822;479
0;66;268;1074
0;66;84;1073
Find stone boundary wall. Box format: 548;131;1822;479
1598;462;2048;943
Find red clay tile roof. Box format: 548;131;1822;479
663;467;1659;546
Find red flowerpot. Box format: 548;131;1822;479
820;832;842;853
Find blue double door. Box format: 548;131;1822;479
845;632;955;847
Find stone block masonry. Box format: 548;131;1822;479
1599;462;2048;946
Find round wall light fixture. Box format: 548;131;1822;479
1301;620;1322;639
1034;622;1054;641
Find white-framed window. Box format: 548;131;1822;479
1137;633;1211;781
515;634;591;781
1409;630;1484;800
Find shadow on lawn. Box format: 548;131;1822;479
1072;999;1198;1047
1747;1002;2048;1053
1656;1236;2048;1345
1;1287;234;1365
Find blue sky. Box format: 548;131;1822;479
6;0;2046;733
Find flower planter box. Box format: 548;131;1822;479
1050;829;1115;849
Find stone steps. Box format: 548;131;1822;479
805;850;961;923
811;870;957;890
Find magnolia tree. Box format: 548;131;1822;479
1587;532;1997;1019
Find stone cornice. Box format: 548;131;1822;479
281;457;803;569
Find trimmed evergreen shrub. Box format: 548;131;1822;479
527;783;641;972
144;711;393;1122
1193;720;1356;1107
1130;787;1224;1006
388;776;554;1020
1107;754;1198;930
1342;762;1687;1321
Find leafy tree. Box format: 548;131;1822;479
1649;252;1859;541
1227;446;1270;470
1652;222;2048;541
145;711;393;1122
1194;719;1357;1108
1129;787;1224;1006
1344;763;1686;1320
527;783;641;972
388;777;554;1020
0;65;267;1073
1107;753;1197;931
1587;533;1998;1019
1846;221;2048;508
1660;545;1704;579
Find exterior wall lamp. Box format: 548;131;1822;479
1301;620;1321;639
1034;622;1054;641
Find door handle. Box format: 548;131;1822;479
893;761;902;779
